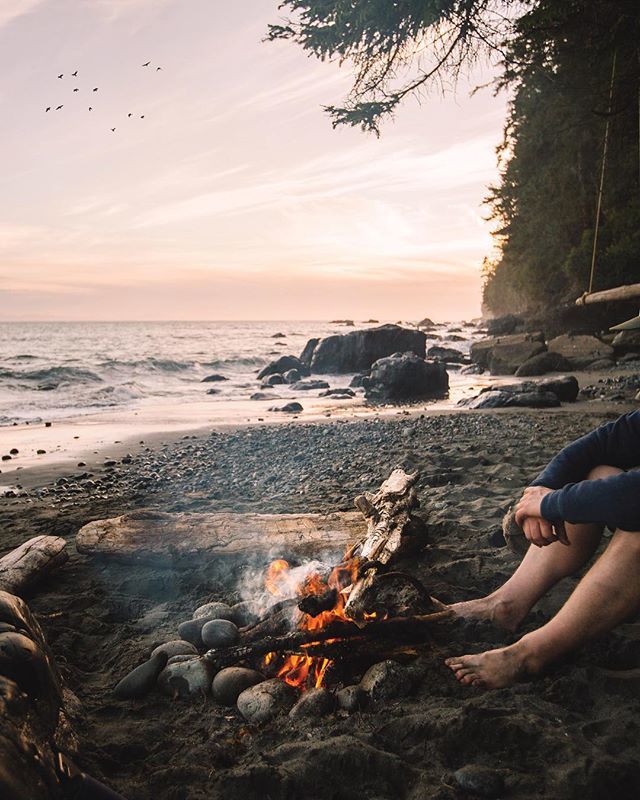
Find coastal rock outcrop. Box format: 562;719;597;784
547;334;614;368
363;352;448;403
426;345;467;364
301;324;427;374
515;351;571;376
258;356;310;380
470;331;546;375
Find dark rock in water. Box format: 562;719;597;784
1;455;11;461
272;332;286;338
300;337;319;366
364;352;448;403
515;350;571;376
282;368;301;384
289;687;334;719
304;324;427;374
292;380;330;391
331;319;354;326
336;684;365;712
262;373;285;387
538;375;579;402
359;660;410;702
258;355;309;380
151;640;197;659
486;313;523;336
319;387;355;398
36;449;46;455
417;317;435;329
206;388;220;395
193;602;235;621
113;651;168;699
212;667;265;705
237;678;296;723
158;658;214;698
250;392;277;400
202;374;228;382
461;389;560;409
349;372;369;388
269;402;303;413
453;765;505;798
426;345;466;363
201;619;239;648
37;382;58;391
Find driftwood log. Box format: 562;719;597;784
76;510;366;565
0;536;68;596
344;468;423;620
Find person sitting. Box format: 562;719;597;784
444;410;640;688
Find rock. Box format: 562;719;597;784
547;334;614;368
236;678;296;723
336;684;365;712
453;765;505;798
331;319;354;325
250;392;276;400
158;658;214;698
488;340;546;375
538;375;579;402
289;687;334;719
9;449;19;455
587;358;616;370
177;617;215;648
319;388;355;398
612;330;640;352
364;353;448;403
515;351;572;376
193;602;235;621
201;374;228;382
269;402;303;413
212;667;265;705
359;660;410;702
151;640;198;660
508;390;561;408
426;345;467;363
206;388;220;395
272;332;286;338
37;449;46;455
113;652;168;699
282;368;301;383
305;324;427;374
349;372;368;388
262;373;285;386
291;380;330;391
461;390;560;409
167;654;197;666
201;619;239;649
230;601;260;628
460;364;483;375
470;331;545;372
486;313;522;336
417;318;435;329
299;337;319;366
258;356;309;380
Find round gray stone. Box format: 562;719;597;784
288;687;334;719
237;678;296;723
359;660;410;702
212;667;265;706
151;640;198;659
167;654;197;666
158;658;214;698
193;602;235;621
453;765;505;798
230;601;260;628
336;684;365;712
113;652;168;699
201;619;239;649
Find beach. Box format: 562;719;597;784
2;402;639;799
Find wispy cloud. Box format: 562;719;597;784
0;0;45;29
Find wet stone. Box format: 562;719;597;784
151;640;198;659
158;658;214;698
359;660;411;702
289;687;334;720
212;667;265;706
237;678;296;724
453;765;505;798
201;619;239;649
336;684;365;713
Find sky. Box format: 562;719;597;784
0;0;507;321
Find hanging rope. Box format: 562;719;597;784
587;49;617;295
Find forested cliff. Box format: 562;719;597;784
270;1;640;315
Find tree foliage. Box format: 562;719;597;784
269;1;640;312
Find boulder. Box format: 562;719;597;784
212;667;265;706
417;317;435;329
515;351;572;377
201;619;239;649
537;375;579;402
613;330;640;353
289;687;334;719
300;338;319;366
291;380;330;391
460;390;560;409
201;374;228;383
269;402;303;413
486;313;523;336
258;356;309;380
304;324;427;374
587;358;616;370
363;353;448;403
262;374;285;387
250;392;277;401
426;346;467;363
158;658;214;698
319;388;355;398
151;640;198;660
193;602;235;621
547;334;614;368
470;331;545;373
282;369;301;384
237;678;296;723
349;373;368;388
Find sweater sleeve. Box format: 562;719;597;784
531;411;640;489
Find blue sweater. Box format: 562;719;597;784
533;411;640;531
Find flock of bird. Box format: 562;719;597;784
45;62;163;132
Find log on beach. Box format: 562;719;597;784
76;510;367;565
0;535;68;596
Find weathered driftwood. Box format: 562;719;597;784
204;610;452;670
575;283;640;305
76;510;366;565
344;468;422;620
0;535;68;596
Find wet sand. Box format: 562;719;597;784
2;404;640;799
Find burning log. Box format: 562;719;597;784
345;468;424;621
0;535;68;596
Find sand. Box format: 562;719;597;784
2;404;640;799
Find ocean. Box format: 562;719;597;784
0;320;478;426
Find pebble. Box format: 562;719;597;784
9;448;18;455
236;678;296;723
37;449;46;455
453;765;505;798
158;658;214;698
201;619;239;649
359;660;410;702
151;640;198;659
193;602;235;621
212;667;265;705
113;652;168;699
336;684;365;712
269;402;303;413
288;687;334;719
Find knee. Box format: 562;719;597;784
609;529;640;556
586;464;624;481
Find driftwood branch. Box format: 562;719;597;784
0;536;68;596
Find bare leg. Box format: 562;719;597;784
446;527;640;688
446;465;621;631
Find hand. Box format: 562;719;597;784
522;516;558;547
516;486;569;547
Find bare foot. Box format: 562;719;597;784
432;594;525;632
445;641;537;689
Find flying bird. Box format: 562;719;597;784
111;127;116;132
142;61;150;67
57;74;63;79
88;107;93;111
128;113;132;117
92;87;98;92
56;105;63;110
72;70;78;77
156;66;162;71
73;88;79;92
45;106;51;112
140;115;145;119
